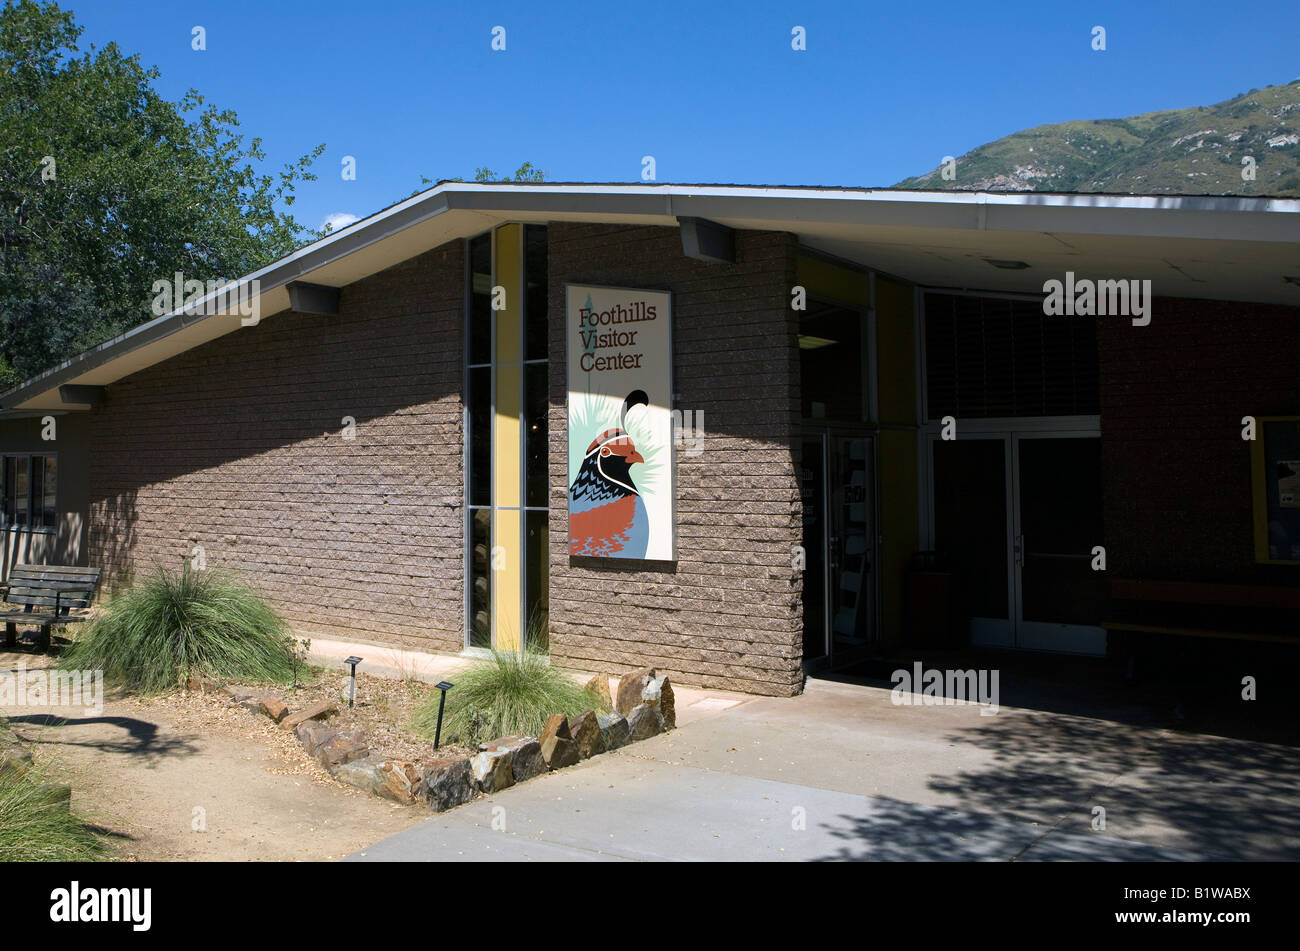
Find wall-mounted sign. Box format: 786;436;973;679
566;284;674;561
1251;416;1300;564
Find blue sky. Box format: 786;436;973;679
70;0;1300;235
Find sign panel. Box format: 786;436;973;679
566;284;674;561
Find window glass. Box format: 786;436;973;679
525;509;549;650
43;457;57;529
468;367;492;507
469;233;492;365
800;302;866;421
524;362;549;508
469;509;492;648
12;456;29;527
524;225;549;361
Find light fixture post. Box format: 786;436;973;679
344;655;363;708
433;681;454;750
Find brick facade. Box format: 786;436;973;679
62;224;807;695
545;224;805;696
85;242;466;653
1099;296;1300;582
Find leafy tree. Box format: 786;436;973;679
0;0;324;387
410;162;545;197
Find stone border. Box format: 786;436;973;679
205;666;677;812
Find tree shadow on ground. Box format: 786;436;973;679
923;710;1300;860
810;795;1206;862
7;713;200;762
811;708;1300;861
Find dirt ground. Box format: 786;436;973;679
2;650;429;861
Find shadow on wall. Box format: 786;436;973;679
1;511;86;580
88;488;138;598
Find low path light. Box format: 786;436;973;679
344;656;363;708
433;681;454;750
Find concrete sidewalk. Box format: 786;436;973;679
352;676;1300;862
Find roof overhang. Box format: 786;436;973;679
3;182;1299;413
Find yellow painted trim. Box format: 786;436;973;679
492;508;522;650
795;255;870;309
874;276;916;427
495;224;522;364
490;224;526;648
493;364;521;508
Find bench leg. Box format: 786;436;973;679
37;624;52;654
3;622;14;650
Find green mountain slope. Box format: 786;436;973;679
895;81;1300;196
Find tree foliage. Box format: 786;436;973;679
0;0;324;387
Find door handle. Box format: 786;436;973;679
1014;534;1025;567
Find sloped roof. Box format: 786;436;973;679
3;182;1299;413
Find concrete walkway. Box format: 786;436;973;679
352;676;1300;862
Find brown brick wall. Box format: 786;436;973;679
85;241;466;652
546;224;805;696
1099;296;1300;582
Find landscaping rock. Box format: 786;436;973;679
568;710;602;759
509;739;546;782
375;761;422;804
481;735;545;783
641;676;676;730
538;714;579;769
543;736;579;770
585;673;613;710
417;756;477;813
469;748;516;793
597;712;631;752
538;717;579;769
616;667;656;716
294;719;335;755
538;713;571;745
282;700;338;731
221;685;259;703
260;698;289;724
313;729;369;770
627;703;664;741
332;757;384;795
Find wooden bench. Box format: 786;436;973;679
0;565;101;653
1103;578;1300;677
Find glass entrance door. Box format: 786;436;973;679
930;427;1104;654
1013;435;1105;653
801;432;875;667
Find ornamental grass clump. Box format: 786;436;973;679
59;563;294;693
412;649;607;748
0;747;105;862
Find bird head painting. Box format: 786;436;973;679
570;390;650;558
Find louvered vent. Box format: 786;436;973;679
924;293;1099;419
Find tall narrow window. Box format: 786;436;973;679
522;225;549;646
466;233;493;648
464;225;550;652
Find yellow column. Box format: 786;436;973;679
491;225;524;650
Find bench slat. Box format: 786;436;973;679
2;564;100;616
0;611;87;624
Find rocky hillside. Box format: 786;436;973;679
895;81;1300;196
